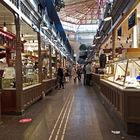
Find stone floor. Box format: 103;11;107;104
0;81;139;140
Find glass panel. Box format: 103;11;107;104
51;47;57;78
125;58;140;88
114;60;127;85
105;63;115;82
0;3;16;89
41;39;50;80
21;20;39;88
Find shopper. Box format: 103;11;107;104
33;62;38;70
85;61;92;86
77;66;82;81
72;66;77;83
99;51;107;68
57;64;64;89
65;68;69;82
83;64;87;85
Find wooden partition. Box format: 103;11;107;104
100;80;124;118
42;79;53;94
1;89;17;114
42;78;57;95
51;78;57;89
1;85;42;115
1;79;57;115
92;73;104;85
92;73;104;90
22;84;42;111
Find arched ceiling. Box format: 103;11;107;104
58;0;109;25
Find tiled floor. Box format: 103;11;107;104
0;81;139;140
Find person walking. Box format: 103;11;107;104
83;64;87;85
65;68;69;82
77;66;82;81
72;66;77;83
85;61;92;86
57;64;64;89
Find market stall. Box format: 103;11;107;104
99;3;140;135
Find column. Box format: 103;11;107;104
15;14;23;113
112;28;116;61
37;31;42;82
49;45;52;79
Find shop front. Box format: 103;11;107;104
98;1;140;136
19;18;43;111
0;1;60;115
92;33;113;88
41;38;57;95
0;2;18;114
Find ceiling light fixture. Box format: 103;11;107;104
104;12;112;21
95;36;101;39
92;44;96;47
42;26;48;30
104;16;112;21
21;34;24;41
3;22;7;32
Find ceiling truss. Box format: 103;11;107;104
58;0;109;25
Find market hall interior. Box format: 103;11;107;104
1;0;140;140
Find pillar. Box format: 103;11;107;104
49;45;52;79
37;31;42;82
14;14;23;113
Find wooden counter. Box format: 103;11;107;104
1;79;57;115
100;79;140;136
1;84;43;115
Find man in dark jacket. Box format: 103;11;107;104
57;64;64;89
99;53;107;68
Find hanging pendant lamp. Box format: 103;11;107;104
3;22;7;32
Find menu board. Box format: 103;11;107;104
117;26;122;36
128;11;136;30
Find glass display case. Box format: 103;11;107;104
51;48;57;78
0;28;16;89
1;67;16;89
105;58;140;88
22;61;39;87
20;20;39;88
42;56;50;80
41;42;50;80
22;44;39;87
